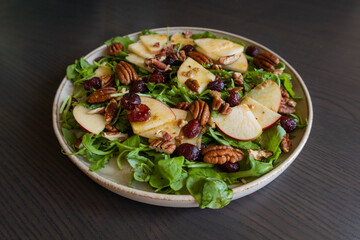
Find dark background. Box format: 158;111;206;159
1;0;359;239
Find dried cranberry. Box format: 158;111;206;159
219;162;240;173
163;56;176;66
181;45;195;55
142;76;149;83
175;143;200;162
182;120;200;138
130;80;147;93
148;71;165;83
83;77;101;91
207;79;224;91
227;90;240;107
94;56;105;62
280;116;297;133
127;104;150;122
120;93;141;110
245;46;259;57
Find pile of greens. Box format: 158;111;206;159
59;30;307;209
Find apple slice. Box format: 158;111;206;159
95;63;113;77
170;32;195;46
194;38;244;60
241;96;281;130
212;104;262;141
128;42;155;59
222;53;248;73
130;97;176;134
125;53;153;72
139;108;188;139
139;34;168;54
73;105;106;134
246;80;281;112
177;57;216;93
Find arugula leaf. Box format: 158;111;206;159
104;36;135;52
115;109;131;133
127;149;154;182
140;29;158;36
206;128;260;150
61;128;76;149
288;113;308;129
280;73;296;98
66;57;96;84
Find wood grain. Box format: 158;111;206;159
0;0;359;239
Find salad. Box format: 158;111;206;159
60;29;307;209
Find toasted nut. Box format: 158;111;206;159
202;145;244;165
232;72;244;86
212;64;223;70
188;51;213;66
108;42;123;56
100;74;114;88
281;133;292;152
219;54;240;65
248;149;273;161
149;139;176;154
183;31;193;38
155;130;172;141
176;102;191;110
87;87;117;103
116;61;138;85
145;58;170;72
102;132;128;141
189;100;210;126
169;50;187;62
105;124;118;132
279;98;296;114
253;52;280;72
175;136;184;145
218;103;232;115
185;78;200;92
212;97;223;111
281;87;290;98
105;98;118;124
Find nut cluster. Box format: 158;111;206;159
87;87;117;103
279;97;297;114
202;145;244;165
232;72;244;86
188;51;213;66
176;101;191;110
189;100;210;126
253;52;279;72
116;61;138;85
108;42;123;56
145;58;170;72
209;90;232;115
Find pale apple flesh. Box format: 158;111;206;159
130;97;176;134
246;80;282;112
212;104;262;141
222;53;248;73
128;42;155;59
94;63;113;77
170;32;195;46
139;34;168;54
125;53;153;72
73;105;106;134
194;38;244;60
241;96;281;130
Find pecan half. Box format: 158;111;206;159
219;54;240;65
105;124;118;132
232;72;244;86
176;101;191;110
188;51;213;66
100;74;114;88
281;87;290;98
116;61;138;85
105;98;118;124
279;98;297;114
212;64;222;70
149;139;176;154
202;145;244;165
248;149;273;161
145;58;170;72
281;133;292;152
154;130;172;141
108;42;123;56
185;78;200;92
87;87;117;103
169;50;187;62
189;100;210;126
253;52;280;72
212;97;223;110
218;103;232;115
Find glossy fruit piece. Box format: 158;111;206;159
127;104;150;122
241;96;281;130
227;90;240;107
120;93;141;110
73;105;106;134
207;79;224;91
222;53;248;73
128;42;155;58
219;162;240;172
246;80;282;112
245;46;259;57
182;120;200;138
130;97;176;134
94;62;113;77
175;143;200;162
83;77;101;91
212;104;262;141
177;57;216;93
280;116;297;133
130;80;147;93
148;71;165;83
194;38;244;60
181;45;195;55
170;32;195;46
125;53;153;72
139;34;168;54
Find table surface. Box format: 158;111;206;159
1;0;359;239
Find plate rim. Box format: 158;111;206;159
52;26;313;205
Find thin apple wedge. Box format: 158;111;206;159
73;105;106;134
125;53;153;72
194;38;244;60
241;96;281;130
246;80;282;112
177;57;216;93
128;42;155;59
95;63;113;77
212;104;262;141
130;97;176;134
170;32;195;46
139;34;168;54
222;53;248;73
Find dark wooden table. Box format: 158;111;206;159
1;0;359;239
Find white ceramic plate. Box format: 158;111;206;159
53;27;313;208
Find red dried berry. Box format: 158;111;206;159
207;79;224;91
130;80;147;93
148;71;165;83
83;77;101;91
163;56;176;65
280;116;297;133
182;120;200;138
175;143;200;162
227;90;240;107
219;162;240;173
245;46;259;57
181;45;195;55
121;93;141;110
126;104;150;122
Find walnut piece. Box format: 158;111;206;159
281;133;292;152
248;149;273;161
149;139;176;154
202;145;244;165
189;100;210;126
145;58;170;72
185;78;200;92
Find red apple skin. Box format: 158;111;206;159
215;123;261;142
261;116;281;130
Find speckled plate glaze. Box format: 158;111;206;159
53;27;313;208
